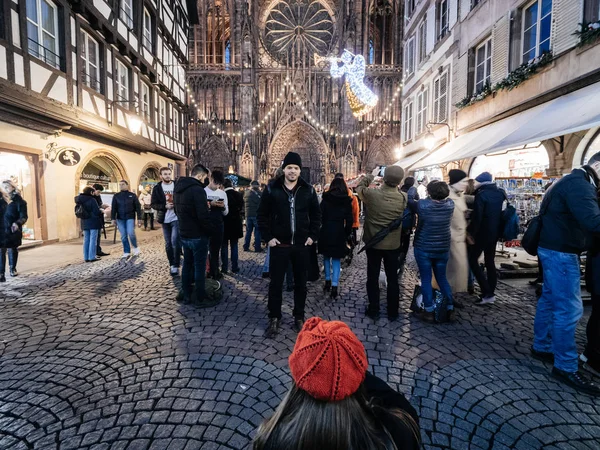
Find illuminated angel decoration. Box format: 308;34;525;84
317;50;379;117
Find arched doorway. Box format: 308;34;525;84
363;135;396;172
268;120;329;185
76;151;128;194
194;136;232;172
138;163;162;193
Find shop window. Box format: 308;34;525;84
433;70;448;123
436;0;449;41
418;19;427;64
120;0;133;28
159;98;167;133
584;0;600;23
26;0;61;69
0;152;36;241
141;82;151;121
522;0;552;64
115;60;130;105
403;100;414;143
404;36;416;77
80;30;101;93
415;89;428;136
474;38;492;94
143;7;153;51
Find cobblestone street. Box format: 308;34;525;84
0;236;598;450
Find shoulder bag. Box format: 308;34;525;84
521;190;553;256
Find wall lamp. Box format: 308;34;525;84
424;122;452;151
108;100;143;135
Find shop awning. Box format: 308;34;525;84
412;81;600;169
396;150;432;170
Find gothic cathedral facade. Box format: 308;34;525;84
188;0;403;184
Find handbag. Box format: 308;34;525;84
410;285;424;312
521;189;553;256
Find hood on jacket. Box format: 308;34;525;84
75;193;94;203
175;176;204;194
323;190;352;204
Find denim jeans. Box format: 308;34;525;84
1;248;18;273
324;257;341;286
220;238;239;272
534;247;584;373
414;248;454;312
116;219;138;254
244;217;261;251
181;236;210;302
263;246;270;273
83;229;99;261
162;221;182;267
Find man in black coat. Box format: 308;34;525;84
467;172;505;305
92;184;110;257
532;152;600;396
258;152;321;337
111;180;142;258
243;180;262;252
221;178;244;274
174;164;213;304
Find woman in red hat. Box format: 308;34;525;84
253;317;421;449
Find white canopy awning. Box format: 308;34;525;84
411;81;600;170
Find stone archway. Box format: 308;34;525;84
75;150;129;195
268;120;329;185
137;161;162;194
194;136;232;172
363;135;396;172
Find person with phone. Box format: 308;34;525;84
204;170;229;280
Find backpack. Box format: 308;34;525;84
75;203;91;220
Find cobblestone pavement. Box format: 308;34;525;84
0;236;599;450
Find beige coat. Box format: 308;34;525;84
433;187;469;293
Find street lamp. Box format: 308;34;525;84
128;115;143;135
394;147;402;159
424;122;452;151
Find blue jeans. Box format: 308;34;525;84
116;219;138;254
324;257;341;286
244;217;261;251
83;229;99;261
181;236;210;301
162;221;181;267
534;247;584;373
263;246;270;273
414;248;454;312
221;238;239;272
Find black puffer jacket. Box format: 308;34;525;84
317;191;353;258
150;183;167;224
173;177;213;239
224;188;244;240
75;193;103;231
411;198;455;253
111;191;142;221
257;176;321;247
539;168;600;254
4;193;28;248
467;183;505;246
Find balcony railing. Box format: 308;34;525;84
28;38;61;70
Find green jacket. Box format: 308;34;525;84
357;174;407;250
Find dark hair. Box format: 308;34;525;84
92;184;104;191
403;177;415;188
223;178;233;189
191;164;209;178
464;179;476;195
329;177;348;196
589;151;600;165
83;186;95;195
120;180;128;185
254;383;419;450
334;172;344;179
427;180;450;200
160;166;172;174
211;169;225;185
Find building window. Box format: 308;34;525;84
143;8;153;51
141;82;151;121
415;89;428;136
404;36;416;77
368;39;375;64
403;100;414;143
437;0;449;41
80;30;100;93
433;70;448;123
472;0;482;8
405;0;416;18
26;0;61;69
474;38;492;93
522;0;552;63
583;0;600;23
159;98;167;133
120;0;133;28
173;109;179;140
115;60;130;105
225;40;231;68
418;19;427;64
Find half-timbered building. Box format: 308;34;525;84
0;0;197;242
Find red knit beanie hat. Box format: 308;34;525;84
289;317;368;402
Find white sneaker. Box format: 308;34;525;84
133;247;140;256
121;253;131;259
475;296;495;306
170;266;179;275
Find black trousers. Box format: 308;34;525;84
586;293;600;362
268;246;309;319
208;223;224;278
366;248;400;316
468;240;497;298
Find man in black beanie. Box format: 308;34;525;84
258;151;322;337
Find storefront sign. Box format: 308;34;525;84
58;149;81;166
81;173;112;182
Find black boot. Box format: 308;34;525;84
323;280;331;293
551;368;600;396
330;286;338;299
265;318;280;338
293;317;304;333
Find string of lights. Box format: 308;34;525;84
192;78;403;139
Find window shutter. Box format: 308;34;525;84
491;13;510;85
552;0;582;54
439;72;448;123
426;4;436;54
466;48;476;96
508;8;522;72
449;0;458;29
